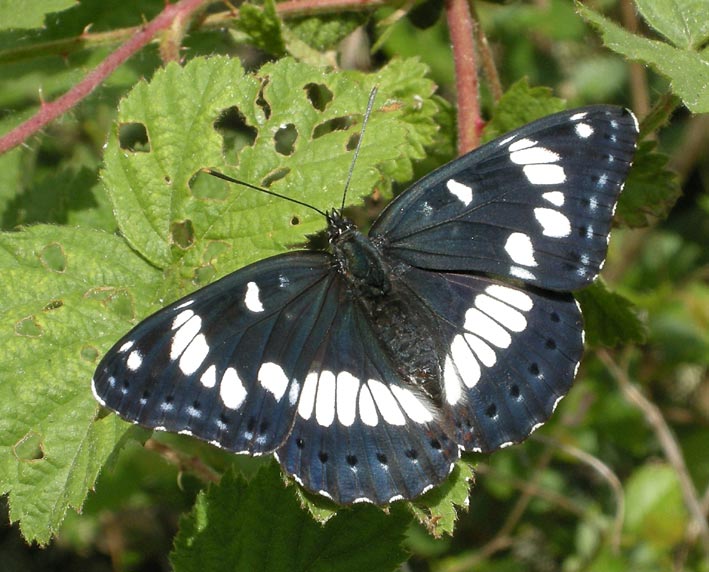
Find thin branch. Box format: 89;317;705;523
534;435;625;553
445;0;483;154
0;0;389;156
145;438;221;484
0;0;211;155
598;349;709;557
619;0;651;119
469;0;502;102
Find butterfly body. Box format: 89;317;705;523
93;105;638;504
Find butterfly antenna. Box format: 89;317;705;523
203;169;327;217
340;86;378;212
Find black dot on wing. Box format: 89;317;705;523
529;362;540;376
578;226;588;238
430;438;442;450
246;416;256;432
376;452;388;465
122;379;130;389
192;400;201;411
550;311;560;323
485;403;497;418
259;420;269;434
295;437;304;449
164;395;174;404
510;384;520;398
546;338;557;350
318;451;329;463
346;454;358;467
405;448;418;460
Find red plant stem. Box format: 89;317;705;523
0;0;210;155
445;0;482;155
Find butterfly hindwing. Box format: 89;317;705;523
277;298;459;505
371;106;638;291
92;252;336;455
399;267;583;453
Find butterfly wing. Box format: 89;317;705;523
397;266;584;453
92;252;338;455
277;297;459;505
371;106;638;291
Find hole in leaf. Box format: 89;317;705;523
13;431;44;462
256;84;271;120
15;315;42;337
290;216;300;226
170;219;195;249
84;287;135;321
40;242;67;272
261;167;290;187
119;122;150;152
214;106;257;156
304;83;333;111
274;123;297;155
346;132;360;151
190;170;230;201
312;116;352;140
43;299;63;311
81;345;100;362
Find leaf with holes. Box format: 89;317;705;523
0;225;159;544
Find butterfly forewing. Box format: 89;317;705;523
92;253;335;454
371;106;638;291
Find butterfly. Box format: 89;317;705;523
92;105;638;505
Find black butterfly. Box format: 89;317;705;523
93;105;638;505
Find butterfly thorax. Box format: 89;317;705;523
328;210;444;405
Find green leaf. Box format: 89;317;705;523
576;280;646;347
624;463;689;550
103;56;438;278
579;4;709;113
616;141;680;228
237;0;286;57
635;0;709;50
0;0;75;30
171;464;410;572
288;13;367;51
0;225;159;544
482;79;566;141
409;461;474;537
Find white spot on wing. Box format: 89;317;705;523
443;355;462;405
504;232;537;267
464;308;512;348
508;138;536;152
449;334;481;389
172;309;194;330
298;371;318;420
534;207;572;237
258;362;289;401
575;122;594;138
475;294;527;332
358;384;378;426
446;179;473;206
509;265;536;280
200;364;217;388
368;379;406;426
336;371;359;427
485;285;533;311
119;340;134;353
91;379;106;406
464;333;496;367
179;333;209;375
523;164;566;185
390;386;433;423
170;314;202;360
288;379;300;406
542;191;564;206
245;281;264;312
510;146;560;165
570;112;588;121
315;370;336;427
127;350;142;371
220;367;247;409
